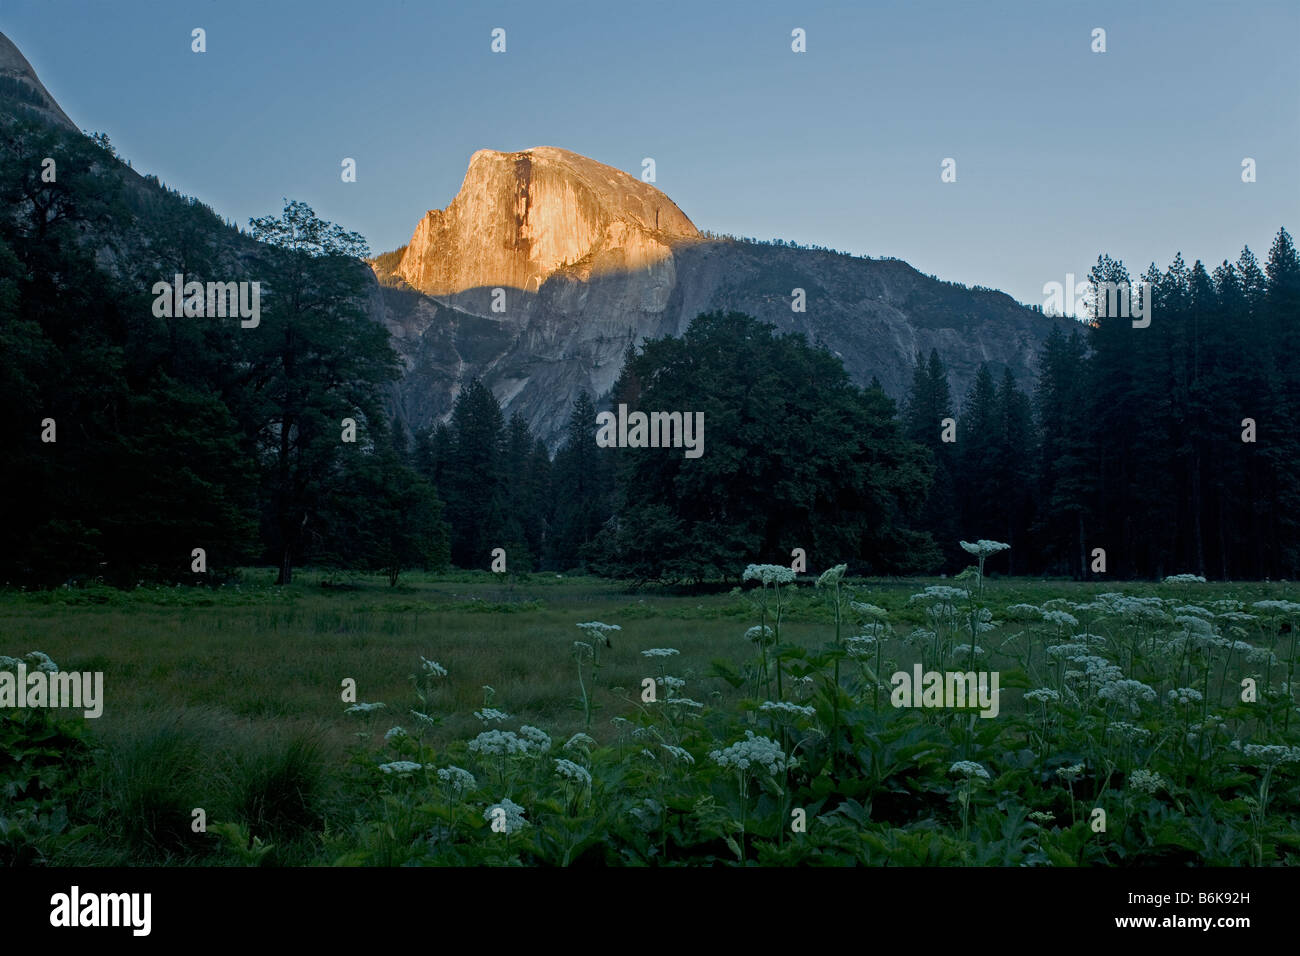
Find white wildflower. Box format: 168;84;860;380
760;700;816;719
344;701;386;714
1252;600;1300;615
909;585;967;605
483;797;528;833
410;709;438;729
846;635;878;657
468;730;528;756
1239;744;1300;766
1024;688;1061;704
641;648;679;658
660;697;704;709
905;627;936;645
815;564;848;587
949;760;990;780
1064;656;1124;687
1108;721;1151;743
564;732;596;752
378;760;422;776
554;758;592;787
1128;769;1165;795
419;657;447;677
474;707;511;724
1041;610;1079;629
661;745;695;765
1046;643;1092;661
519;725;552;753
743;564;797;585
384;726;408;742
436;766;476;794
960;540;1011;558
1007;604;1043;617
1176;616;1224;644
1099;679;1157;712
1245;645;1278;665
709;730;788;775
850;601;889;621
577;622;620;647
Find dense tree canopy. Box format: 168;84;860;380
3;111;1296;586
583;311;937;583
0;115;448;587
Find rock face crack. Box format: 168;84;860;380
512;154;533;259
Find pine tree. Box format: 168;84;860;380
1264;229;1300;575
500;411;538;570
903;350;959;570
1034;326;1093;576
444;378;507;568
957;364;1000;543
549;391;610;570
993;368;1035;572
526;437;553;562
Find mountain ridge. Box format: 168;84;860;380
375;147;1075;447
0;31;77;130
0;29;1074;451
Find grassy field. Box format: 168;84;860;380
3;568;1300;866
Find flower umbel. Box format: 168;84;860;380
709;731;788;775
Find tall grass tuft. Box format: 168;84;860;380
225;730;330;846
94;713;212;860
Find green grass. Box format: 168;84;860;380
3;569;1299;865
4;570;1298;751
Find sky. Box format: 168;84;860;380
4;0;1297;307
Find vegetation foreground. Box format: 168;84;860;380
3;551;1299;866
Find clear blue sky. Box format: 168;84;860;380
4;0;1297;306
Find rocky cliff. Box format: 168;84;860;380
376;147;1075;448
392;147;696;313
0;31;77;130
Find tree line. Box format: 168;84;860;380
4;106;1296;586
541;231;1300;583
897;232;1300;580
0;113;447;587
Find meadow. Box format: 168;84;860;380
3;555;1299;866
